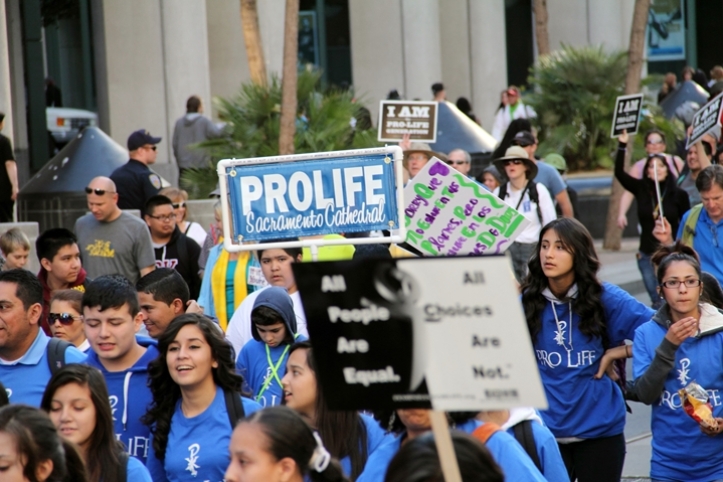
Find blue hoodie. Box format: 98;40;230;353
356;418;546;482
532;282;653;438
146;386;261;482
236;287;306;407
85;335;158;464
341;414;390;479
634;303;723;481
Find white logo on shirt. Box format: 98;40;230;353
109;396;118;421
677;358;691;386
553;320;567;347
186;443;200;476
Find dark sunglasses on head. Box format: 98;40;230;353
85;187;115;196
172;202;186;209
503;159;524;166
49;312;81;325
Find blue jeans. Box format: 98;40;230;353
637;251;662;308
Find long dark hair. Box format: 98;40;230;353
41;365;123;482
240;406;348;482
288;341;369;480
0;404;89;482
521;218;608;345
142;313;244;461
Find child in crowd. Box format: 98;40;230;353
41;364;152;481
0;227;30;271
49;289;90;352
83;275;159;464
237;287;306;407
144;314;261;481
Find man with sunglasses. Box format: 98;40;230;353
75;176;155;284
110;129;163;211
35;228;89;335
445;149;471;177
143;195;201;298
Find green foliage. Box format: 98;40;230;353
181;69;381;198
527;45;627;171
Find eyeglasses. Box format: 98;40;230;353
172;202;186;209
147;213;177;222
503;159;524;166
660;279;702;289
85;187;115;195
446;160;468;166
646;139;664;145
49;312;82;325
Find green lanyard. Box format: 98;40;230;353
256;333;300;401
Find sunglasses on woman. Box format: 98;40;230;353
503;159;524;166
48;313;82;325
172;202;186;209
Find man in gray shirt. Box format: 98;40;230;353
74;176;155;284
172;95;225;180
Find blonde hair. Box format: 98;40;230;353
159;187;190;222
0;228;30;255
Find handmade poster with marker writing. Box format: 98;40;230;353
686;92;723;149
611;93;644;138
378;100;438;143
403;157;530;256
293;256;547;411
224;152;398;242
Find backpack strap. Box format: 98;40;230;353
224;390;246;429
682;204;704;247
46;338;72;375
498;182;543;225
118;450;129;482
471;422;501;444
512;420;543;473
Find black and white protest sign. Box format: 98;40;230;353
611;94;644;138
293;256;547;411
687;92;723;149
378;100;438;143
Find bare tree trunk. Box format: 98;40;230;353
603;0;650;250
532;0;550;56
278;0;299;155
240;0;267;87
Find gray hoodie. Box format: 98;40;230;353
172;113;226;169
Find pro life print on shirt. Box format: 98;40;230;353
659;357;723;411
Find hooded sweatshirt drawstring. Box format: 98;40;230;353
122;371;132;430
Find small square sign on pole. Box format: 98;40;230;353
686;92;723;149
378;100;439;143
610;93;644;138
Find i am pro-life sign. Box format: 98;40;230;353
378;100;438;143
687;92;723;149
293;256;547;411
218;148;404;250
611;94;644;138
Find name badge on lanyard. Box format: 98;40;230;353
523;200;531;213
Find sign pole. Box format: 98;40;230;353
429;411;462;482
653;159;665;233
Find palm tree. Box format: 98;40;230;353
240;0;268;88
279;0;299;155
533;0;550;57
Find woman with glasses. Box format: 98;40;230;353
160;187;207;247
493;146;556;284
615;130;690;308
49;289;90;352
633;242;723;481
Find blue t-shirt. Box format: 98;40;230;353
236;335;307;407
128;455;153;482
533;283;653;438
85;336;158;464
356;419;545;482
534;161;566;197
634;317;723;481
505;421;568;482
146;386;261;482
340;414;390;479
0;331;85;406
677;208;723;285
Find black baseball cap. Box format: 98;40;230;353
127;129;162;151
512;131;536;147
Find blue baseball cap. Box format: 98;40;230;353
127;129;162;151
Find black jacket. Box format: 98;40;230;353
152;226;202;298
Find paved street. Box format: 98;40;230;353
596;238;652;482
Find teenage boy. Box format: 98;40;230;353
144;195;201;298
136;268;200;339
0;228;30;271
236;287;306;407
226;246;306;357
83;275;158;463
0;269;85;406
36;228;88;335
